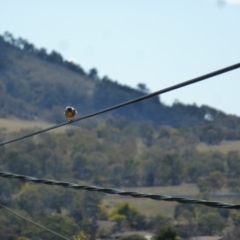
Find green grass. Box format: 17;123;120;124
197;140;240;154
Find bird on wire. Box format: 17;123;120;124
64;106;77;122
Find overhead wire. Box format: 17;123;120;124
0;203;71;240
1;61;239;239
0;62;240;147
1;171;240;210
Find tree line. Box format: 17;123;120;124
0;120;240;239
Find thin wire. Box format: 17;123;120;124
0;62;240;147
0;203;71;240
1;171;240;210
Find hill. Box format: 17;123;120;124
0;32;162;124
0;31;240;132
1;32;240;240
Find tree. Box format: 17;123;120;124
98;204;109;220
227;151;240;178
70;202;84;223
37;48;48;59
36;214;79;240
73;231;90;240
72;153;89;179
148;215;173;230
48;51;63;64
17;184;45;216
174;204;196;225
197;171;225;193
155;225;179;240
198;212;225;235
88;68;98;80
24;41;35;53
199;125;223;145
222;228;240;240
121;234;147;240
137;83;149;94
110;203;146;230
0;211;28;240
227;179;240;192
231;211;240;227
110;213;126;231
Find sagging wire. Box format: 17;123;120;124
1;171;240;210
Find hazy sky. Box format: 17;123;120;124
1;0;240;115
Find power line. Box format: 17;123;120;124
0;62;240;147
0;203;71;240
1;171;240;210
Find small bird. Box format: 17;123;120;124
64;106;77;122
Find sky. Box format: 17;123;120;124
1;0;240;116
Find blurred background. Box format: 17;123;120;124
0;1;240;240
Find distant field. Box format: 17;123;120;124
197;141;240;153
103;184;240;218
0;118;78;133
103;184;199;217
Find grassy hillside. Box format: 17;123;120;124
0;118;78;133
0;34;162;125
197;141;240;154
0;36;94;120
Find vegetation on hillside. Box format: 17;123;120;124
0;120;240;239
1;31;240;239
1;32;240;130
